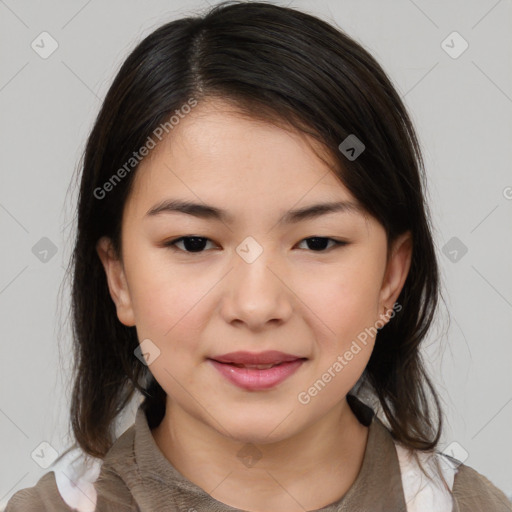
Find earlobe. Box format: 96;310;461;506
96;236;136;327
379;231;413;317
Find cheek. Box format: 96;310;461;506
129;271;209;397
303;258;382;340
133;280;208;342
296;256;383;395
124;252;210;354
298;278;379;408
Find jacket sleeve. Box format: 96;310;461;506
4;469;138;512
4;472;75;511
452;463;512;511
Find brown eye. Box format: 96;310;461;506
164;236;216;253
297;237;347;252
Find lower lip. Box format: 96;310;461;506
208;359;305;391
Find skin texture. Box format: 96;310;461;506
96;99;412;512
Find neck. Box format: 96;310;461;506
151;397;369;512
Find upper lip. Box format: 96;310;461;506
209;351;306;365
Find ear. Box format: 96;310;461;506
378;231;412;320
96;236;136;327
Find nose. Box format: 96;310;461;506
220;245;293;331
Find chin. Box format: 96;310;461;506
226;429;289;447
216;412;302;446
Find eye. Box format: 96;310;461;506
164;236;217;253
164;236;347;254
296;237;347;252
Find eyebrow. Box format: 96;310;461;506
145;199;364;225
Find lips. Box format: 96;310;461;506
210;350;304;366
208;351;307;391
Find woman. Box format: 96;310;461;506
6;2;511;510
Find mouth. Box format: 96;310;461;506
226;362;286;369
209;350;306;365
208;351;307;391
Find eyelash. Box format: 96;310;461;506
163;236;348;254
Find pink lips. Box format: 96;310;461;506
208;351;306;391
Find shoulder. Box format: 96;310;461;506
394;442;456;512
5;432;137;512
394;441;511;512
452;462;512;511
5;471;72;511
4;468;136;512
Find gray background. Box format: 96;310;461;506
1;0;511;507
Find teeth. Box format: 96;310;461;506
232;363;279;369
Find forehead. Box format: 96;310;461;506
126;99;362;221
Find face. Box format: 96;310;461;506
97;99;412;444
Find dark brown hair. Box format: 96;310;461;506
60;0;444;461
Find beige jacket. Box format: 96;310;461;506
5;396;512;511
